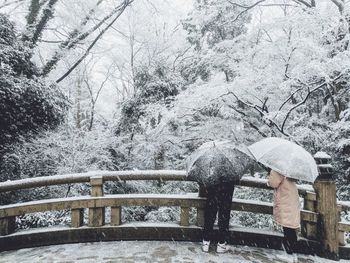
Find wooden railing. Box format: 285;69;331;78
0;152;349;260
338;200;350;247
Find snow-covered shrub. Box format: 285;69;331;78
134;63;181;103
145;207;180;223
115;59;185;136
181;0;250;82
340;211;350;244
0;123;123;206
105;181;155;195
231;211;273;230
178;55;211;83
158;181;198;195
16;211;70;229
0;15;67;150
122;206;154;222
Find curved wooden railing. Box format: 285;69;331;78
0;153;349;260
338;200;350;247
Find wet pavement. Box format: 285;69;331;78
0;241;343;262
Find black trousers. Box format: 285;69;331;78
283;227;297;254
203;182;235;243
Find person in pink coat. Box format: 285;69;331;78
267;169;300;257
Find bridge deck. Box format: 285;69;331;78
0;223;319;254
0;240;346;263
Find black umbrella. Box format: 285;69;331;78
187;140;255;187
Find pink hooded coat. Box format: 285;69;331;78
267;170;300;229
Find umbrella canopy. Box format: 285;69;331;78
248;137;318;183
187;140;255;187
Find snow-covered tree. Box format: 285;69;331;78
220;2;350;186
0;14;67;151
0;0;134;82
182;0;251;82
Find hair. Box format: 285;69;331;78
259;163;271;173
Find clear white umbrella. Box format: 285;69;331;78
248;137;318;183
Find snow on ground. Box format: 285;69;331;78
0;241;347;263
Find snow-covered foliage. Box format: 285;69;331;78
115;57;185;136
0;123;119;183
181;0;250;82
16;210;70;230
220;6;350;189
0;15;67;151
1;0;350;240
108;1;350;236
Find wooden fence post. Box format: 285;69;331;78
0;216;15;235
89;176;105;227
313;152;339;260
71;209;84;228
180;206;190;226
337;205;345;246
196;185;206;227
111;207;121;226
301;191;317;240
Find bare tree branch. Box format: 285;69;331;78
22;0;41;42
280;72;345;131
259;4;297;7
24;0;59;45
41;39;63;43
56;0;134;83
330;0;344;14
226;103;268;137
228;0;265;9
278;87;303;111
228;0;266;23
278;77;324;112
0;0;25;10
172;45;192;70
41;0;106;76
292;0;312;8
284;47;296;79
222;91;291;136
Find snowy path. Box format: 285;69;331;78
0;241;346;263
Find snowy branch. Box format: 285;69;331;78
222;92;290;137
226;103;268;137
22;0;59;45
284;47;296;79
329;0;344;14
41;0;107;76
0;0;24;9
228;0;266;23
278;87;303;111
281;72;346;132
56;0;134;83
292;0;312;8
33;0;58;45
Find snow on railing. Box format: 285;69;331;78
0;170;187;192
0;163;348;260
0;170;314;195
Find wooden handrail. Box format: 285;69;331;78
0;194;318;223
339;222;350;232
0;171;315;195
0;170;187;193
338;201;350;211
0;154;348;259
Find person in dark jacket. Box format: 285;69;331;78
201;181;235;253
186;141;256;253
